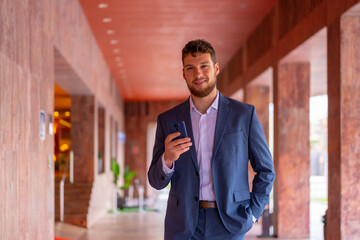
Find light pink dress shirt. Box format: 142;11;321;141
162;92;219;201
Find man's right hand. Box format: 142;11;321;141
164;132;192;168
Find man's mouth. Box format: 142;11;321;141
193;79;207;86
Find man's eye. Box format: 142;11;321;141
186;67;194;71
201;65;208;69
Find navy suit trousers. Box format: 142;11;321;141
191;208;245;240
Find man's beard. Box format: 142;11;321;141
186;77;217;98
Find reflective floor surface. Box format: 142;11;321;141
55;211;270;240
55;192;326;240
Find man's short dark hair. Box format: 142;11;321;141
182;39;217;65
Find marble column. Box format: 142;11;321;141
244;85;270;191
273;62;310;238
245;85;269;140
327;14;360;239
71;95;95;183
98;107;105;174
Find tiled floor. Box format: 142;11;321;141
55;191;326;240
55;210;268;240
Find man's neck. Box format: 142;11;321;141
191;89;218;114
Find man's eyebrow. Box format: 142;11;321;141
184;61;211;68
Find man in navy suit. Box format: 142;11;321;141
148;39;275;240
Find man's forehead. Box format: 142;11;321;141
183;53;212;64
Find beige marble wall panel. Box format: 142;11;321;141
0;53;13;151
19;151;30;238
1;49;55;238
0;151;4;240
1;0;55;239
4;151;19;239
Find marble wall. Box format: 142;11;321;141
0;0;55;239
0;0;124;239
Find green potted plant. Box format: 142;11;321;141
111;159;120;185
110;160;137;210
322;210;327;240
120;165;137;190
111;159;120;212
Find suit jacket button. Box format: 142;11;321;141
194;197;199;201
161;176;165;181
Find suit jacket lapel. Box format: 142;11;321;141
178;98;199;171
213;93;231;159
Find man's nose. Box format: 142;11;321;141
194;67;203;77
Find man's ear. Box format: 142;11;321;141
215;62;220;76
182;68;186;80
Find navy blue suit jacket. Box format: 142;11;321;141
148;93;275;240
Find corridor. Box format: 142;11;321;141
2;0;360;239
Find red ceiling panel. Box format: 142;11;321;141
79;0;279;100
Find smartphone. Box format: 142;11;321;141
168;121;188;141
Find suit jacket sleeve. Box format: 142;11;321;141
248;107;275;219
148;115;173;190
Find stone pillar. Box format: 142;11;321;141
245;85;269;141
244;85;270;191
273;62;310;238
71;95;95;183
98;107;105;174
327;14;360;239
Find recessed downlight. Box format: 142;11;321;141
110;40;118;45
113;49;120;53
102;18;112;23
107;30;115;35
98;3;108;8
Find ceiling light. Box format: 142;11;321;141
119;69;126;74
103;18;112;23
98;3;108;8
113;48;120;53
117;62;123;67
107;30;114;35
110;40;118;45
115;57;122;61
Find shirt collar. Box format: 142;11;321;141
190;90;219;114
